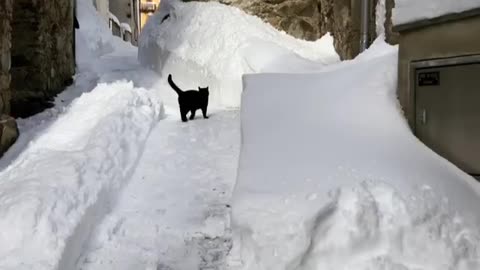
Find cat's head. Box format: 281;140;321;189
198;87;209;95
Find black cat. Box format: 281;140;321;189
167;74;209;122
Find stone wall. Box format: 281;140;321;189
0;0;18;157
0;0;12;115
10;0;75;118
384;0;399;44
183;0;397;60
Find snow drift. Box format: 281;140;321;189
0;82;162;270
230;40;480;270
393;0;480;25
138;0;339;108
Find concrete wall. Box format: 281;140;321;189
10;0;75;118
397;15;480;128
0;0;12;115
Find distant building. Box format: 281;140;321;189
109;0;140;44
140;0;161;29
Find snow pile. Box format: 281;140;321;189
230;40;480;270
138;0;339;108
393;0;480;26
0;82;163;270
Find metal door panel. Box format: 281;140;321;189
415;63;480;175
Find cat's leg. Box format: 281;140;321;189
180;105;188;122
201;106;209;119
189;109;196;120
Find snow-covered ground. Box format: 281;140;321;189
230;40;480;270
393;0;480;25
75;111;239;270
1;0;480;269
0;0;336;269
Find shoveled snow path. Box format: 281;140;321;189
76;110;240;270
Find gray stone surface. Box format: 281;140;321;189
0;0;12;115
10;0;75;118
0;114;18;157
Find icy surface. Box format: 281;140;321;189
138;0;339;108
393;0;480;25
230;40;480;270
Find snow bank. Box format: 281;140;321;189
138;0;339;108
0;82;162;270
393;0;480;26
230;40;480;270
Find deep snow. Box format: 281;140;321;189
230;40;480;270
138;0;339;108
1;0;480;269
0;81;162;270
0;1;242;269
393;0;480;25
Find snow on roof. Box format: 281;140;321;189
108;11;120;25
393;0;480;26
120;22;132;33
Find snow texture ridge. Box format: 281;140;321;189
0;82;163;270
393;0;480;25
138;0;339;108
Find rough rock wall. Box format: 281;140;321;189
11;0;75;118
0;0;12;114
182;0;397;60
0;0;18;157
384;0;399;44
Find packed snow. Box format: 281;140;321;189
75;111;240;270
138;0;339;108
393;0;480;25
229;39;480;270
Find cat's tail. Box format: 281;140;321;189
167;74;183;95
